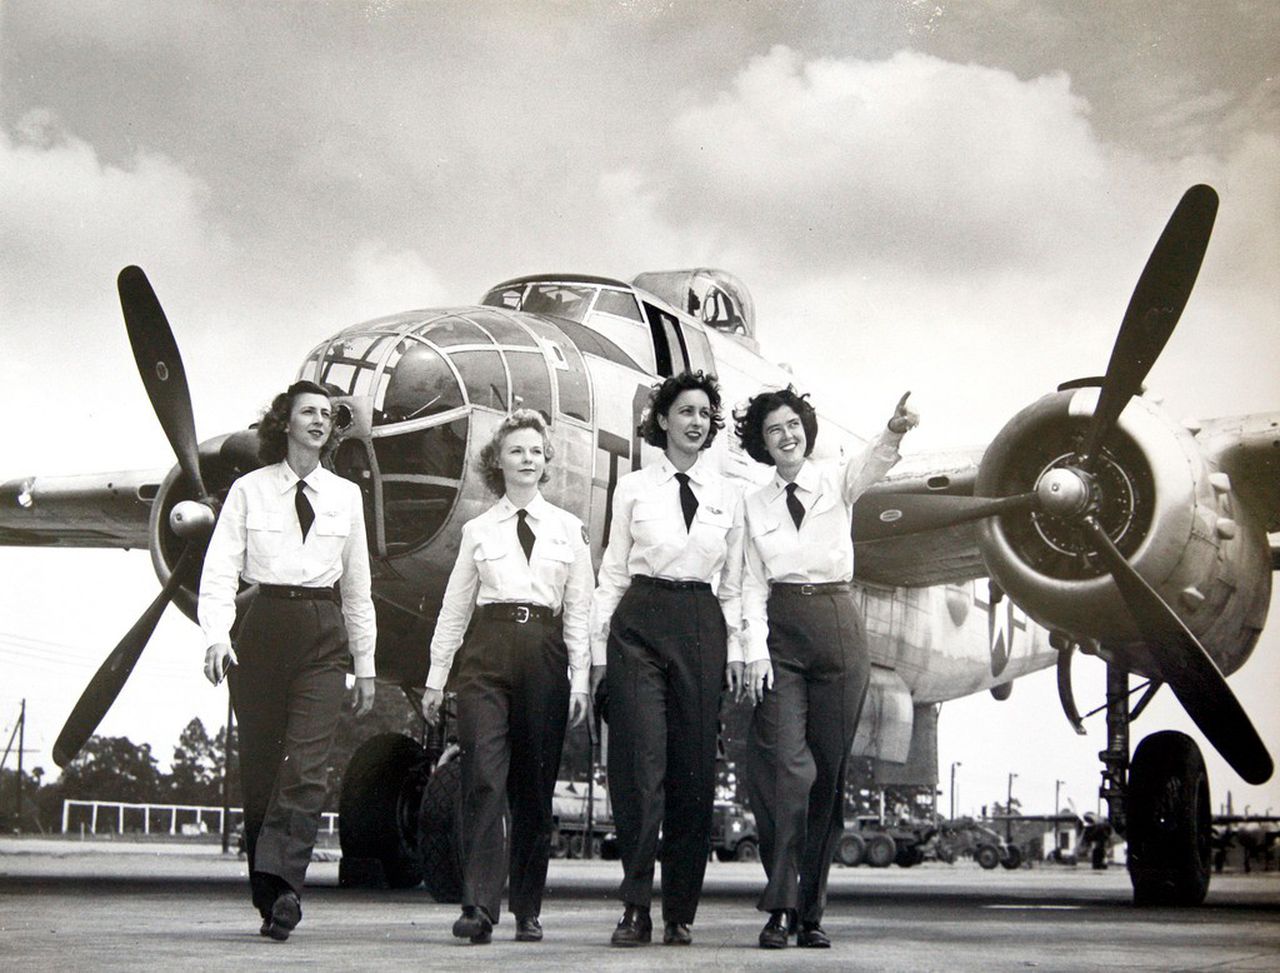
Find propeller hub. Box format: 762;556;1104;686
169;499;216;539
1036;467;1092;518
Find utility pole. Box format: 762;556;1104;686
949;761;961;820
1006;772;1018;842
221;694;235;854
16;699;24;828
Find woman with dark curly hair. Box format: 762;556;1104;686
590;370;745;948
735;387;917;950
422;409;593;945
198;379;375;941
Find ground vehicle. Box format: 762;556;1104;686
551;778;615;859
836;815;937;868
711;801;759;861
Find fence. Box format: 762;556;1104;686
60;800;339;836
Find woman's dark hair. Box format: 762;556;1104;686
733;386;819;466
638;370;724;451
476;409;555;496
257;380;343;465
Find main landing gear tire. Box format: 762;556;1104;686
418;757;464;903
338;733;429;889
1127;730;1211;906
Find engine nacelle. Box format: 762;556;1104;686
976;387;1270;678
148;430;263;622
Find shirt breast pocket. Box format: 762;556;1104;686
752;517;791;566
536;538;574;588
245;511;284;572
313;510;350;559
473;540;513;590
630;500;671;547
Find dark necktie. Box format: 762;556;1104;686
785;482;805;531
675;472;698;531
295;480;315;541
516;508;536;561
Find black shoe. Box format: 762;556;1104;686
452;906;494;944
515;916;543;942
264;891;301;942
758;910;793;949
610;904;652;947
663;921;691;945
797;921;831;948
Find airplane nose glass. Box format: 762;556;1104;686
377;340;464;425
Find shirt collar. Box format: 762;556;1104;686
275;460;325;494
495;491;548;521
654;453;710;487
768;459;819;500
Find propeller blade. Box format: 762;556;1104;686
117;266;207;498
1080;185;1218;467
1082;518;1272;785
855;492;1037;542
52;545;199;768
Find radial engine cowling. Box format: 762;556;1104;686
149;430;263;622
975;386;1271;678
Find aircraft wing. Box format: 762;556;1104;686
853;446;988;587
0;469;164;549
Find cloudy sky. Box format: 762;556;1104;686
2;1;1278;818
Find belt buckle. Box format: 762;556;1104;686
800;584;816;596
514;605;531;624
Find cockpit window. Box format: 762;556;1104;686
450;348;509;411
375;339;465;426
520;284;596;322
482;284;525;309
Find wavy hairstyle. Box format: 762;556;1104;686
477;409;555;497
637;370;724;451
257;380;346;465
733;385;819;466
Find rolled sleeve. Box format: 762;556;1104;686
338;483;377;678
426;523;481;690
197;482;248;648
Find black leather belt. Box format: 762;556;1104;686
770;581;852;597
477;602;556;624
258;584;339;602
632;574;712;591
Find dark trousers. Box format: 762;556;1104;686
746;588;870;923
606;583;726;924
229;595;348;913
453;616;570;921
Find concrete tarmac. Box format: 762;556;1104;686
2;838;1278;972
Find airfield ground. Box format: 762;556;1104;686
1;836;1277;971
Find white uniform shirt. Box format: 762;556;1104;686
427;492;593;695
198;461;377;677
590;453;745;666
741;428;903;664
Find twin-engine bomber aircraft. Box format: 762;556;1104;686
1;185;1274;906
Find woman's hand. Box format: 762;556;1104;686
203;643;238;686
569;692;590;728
887;391;919;434
352;677;376;717
421;687;445;725
746;659;774;705
726;660;746;702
